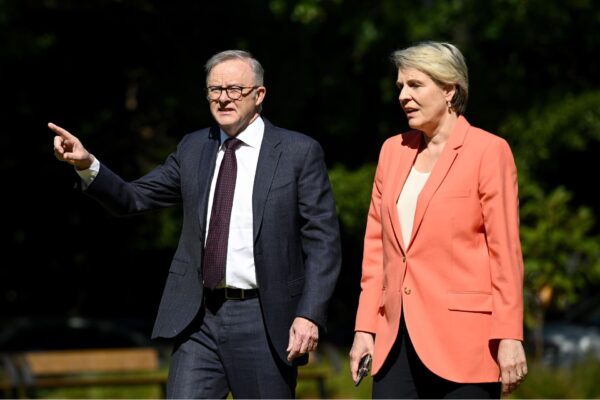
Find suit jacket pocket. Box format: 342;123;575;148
169;260;188;276
447;291;492;313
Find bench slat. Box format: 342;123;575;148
24;348;159;375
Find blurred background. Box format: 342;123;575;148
1;0;599;398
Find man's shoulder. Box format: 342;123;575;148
182;125;215;139
264;118;319;146
177;126;218;146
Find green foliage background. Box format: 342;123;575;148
1;0;599;387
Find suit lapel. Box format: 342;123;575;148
409;116;470;248
197;126;221;240
386;132;421;254
252;119;282;242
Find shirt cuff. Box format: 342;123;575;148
75;156;100;189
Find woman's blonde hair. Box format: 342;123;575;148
391;41;468;115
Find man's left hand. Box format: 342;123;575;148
287;317;318;361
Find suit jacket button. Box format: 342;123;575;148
402;256;406;263
404;287;411;295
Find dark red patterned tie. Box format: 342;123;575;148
203;138;242;289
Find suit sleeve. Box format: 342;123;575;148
294;140;342;329
354;141;387;333
83;147;182;216
479;138;524;340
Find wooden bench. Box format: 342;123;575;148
12;347;167;398
296;348;337;398
298;365;332;398
7;346;333;398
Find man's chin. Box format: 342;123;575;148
216;122;241;136
214;117;237;129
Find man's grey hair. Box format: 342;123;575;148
205;50;264;86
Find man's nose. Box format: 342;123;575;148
218;90;230;102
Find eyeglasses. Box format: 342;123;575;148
206;85;259;101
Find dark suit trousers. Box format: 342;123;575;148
372;315;501;399
166;296;297;399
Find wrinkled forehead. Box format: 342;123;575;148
207;59;255;85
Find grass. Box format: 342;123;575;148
296;347;372;399
509;356;600;399
36;385;163;399
11;349;600;399
297;348;600;399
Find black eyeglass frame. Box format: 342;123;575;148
206;85;259;100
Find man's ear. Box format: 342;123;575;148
255;86;266;106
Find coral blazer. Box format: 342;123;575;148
355;116;524;383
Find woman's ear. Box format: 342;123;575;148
443;84;456;103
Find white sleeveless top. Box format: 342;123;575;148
397;166;431;247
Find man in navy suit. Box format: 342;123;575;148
50;50;341;399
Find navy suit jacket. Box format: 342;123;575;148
83;118;342;365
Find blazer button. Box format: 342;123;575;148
404;287;411;295
402;255;406;263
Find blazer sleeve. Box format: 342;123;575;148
354;140;388;333
479;138;524;340
294;140;342;329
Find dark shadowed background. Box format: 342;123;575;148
2;1;599;364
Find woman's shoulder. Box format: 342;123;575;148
469;125;508;146
466;123;514;156
383;129;420;148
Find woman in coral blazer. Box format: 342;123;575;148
350;41;528;398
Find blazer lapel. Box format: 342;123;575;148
252;119;282;242
197;125;221;241
409;116;470;248
387;132;421;254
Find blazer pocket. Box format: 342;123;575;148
379;289;387;307
378;289;386;314
287;277;305;297
169;260;188;276
447;291;492;313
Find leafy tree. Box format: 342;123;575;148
499;91;600;358
518;172;600;359
328;163;376;241
500;90;600;218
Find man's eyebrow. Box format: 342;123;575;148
207;83;244;87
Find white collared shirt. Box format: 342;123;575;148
76;117;265;289
205;117;264;289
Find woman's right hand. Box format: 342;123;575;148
349;331;375;383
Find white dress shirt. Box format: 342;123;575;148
205;117;264;289
77;117;265;289
397;166;430;247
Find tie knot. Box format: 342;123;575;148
224;138;242;151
